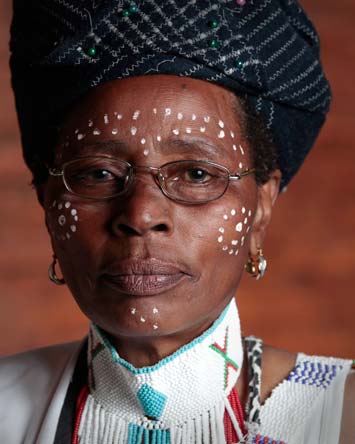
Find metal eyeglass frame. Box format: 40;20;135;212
48;155;255;205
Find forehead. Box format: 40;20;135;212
57;75;247;164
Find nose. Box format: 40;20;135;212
110;176;174;237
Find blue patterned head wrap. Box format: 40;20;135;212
10;0;331;189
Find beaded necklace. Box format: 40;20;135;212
72;299;247;444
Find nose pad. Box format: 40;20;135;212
111;177;173;237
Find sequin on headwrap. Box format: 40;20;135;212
10;0;331;189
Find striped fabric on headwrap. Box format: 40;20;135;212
10;0;331;189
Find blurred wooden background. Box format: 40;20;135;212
1;1;354;358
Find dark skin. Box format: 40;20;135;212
37;75;354;429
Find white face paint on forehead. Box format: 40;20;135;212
62;107;249;167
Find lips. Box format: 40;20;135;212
101;258;190;296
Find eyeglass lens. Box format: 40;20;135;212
63;158;230;202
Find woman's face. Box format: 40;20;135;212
41;75;277;342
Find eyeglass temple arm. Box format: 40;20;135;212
230;168;256;181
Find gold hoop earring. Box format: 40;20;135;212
48;254;65;285
245;248;267;280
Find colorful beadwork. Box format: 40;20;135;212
137;384;168;419
253;435;285;444
210;326;239;389
286;361;341;388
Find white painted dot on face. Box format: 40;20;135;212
231;209;236;216
186;127;192;134
77;133;85;140
74;129;79;134
231;240;238;246
152;307;159;314
192;114;197;121
239;162;243;169
200;127;206;133
143;149;149;156
242;207;246;214
223;214;229;221
229;250;234;255
172;129;180;135
117;113;123;120
246;226;251;233
104;114;109;124
177;112;183;120
204;116;210;123
244;217;248;224
140;316;146;323
58;203;63;210
71;209;77;216
235;249;239;256
88;119;93;127
153;324;159;330
131;127;137;136
52;200;57;208
230;130;235;138
233;144;237;151
65;202;71;209
248;210;252;217
218;120;224;128
66;233;71;239
165;108;171;116
157;135;162;142
153;108;157;114
112;128;118;135
58;215;66;226
93;128;101;136
141;138;146;145
130;307;136;315
222;246;228;251
70;225;77;232
236;222;243;232
132;110;140;120
239;145;245;155
218;227;225;233
218;236;224;243
218;130;225;139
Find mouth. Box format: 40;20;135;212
101;258;191;296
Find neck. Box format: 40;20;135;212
107;316;220;368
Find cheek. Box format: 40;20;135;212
46;198;80;243
217;206;253;256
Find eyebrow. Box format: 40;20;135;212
75;136;227;160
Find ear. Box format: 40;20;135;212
249;169;282;255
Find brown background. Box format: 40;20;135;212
1;1;354;358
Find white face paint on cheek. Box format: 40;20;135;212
47;200;80;242
216;207;254;256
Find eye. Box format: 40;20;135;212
186;168;211;182
82;168;114;181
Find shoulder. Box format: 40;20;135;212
339;370;355;443
260;343;297;404
0;340;81;382
0;341;83;444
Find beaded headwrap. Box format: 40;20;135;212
10;0;331;189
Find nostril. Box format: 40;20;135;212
153;224;168;232
118;224;138;235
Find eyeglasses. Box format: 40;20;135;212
48;155;255;205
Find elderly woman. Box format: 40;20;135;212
1;0;354;443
